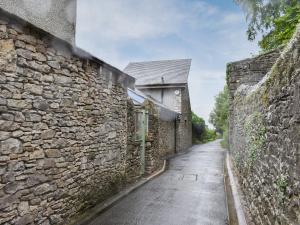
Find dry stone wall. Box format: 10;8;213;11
125;100;142;182
227;27;300;225
176;85;192;152
0;12;134;225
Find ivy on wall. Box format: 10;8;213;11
244;112;266;169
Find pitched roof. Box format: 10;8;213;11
124;59;191;86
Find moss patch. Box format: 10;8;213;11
244;112;266;169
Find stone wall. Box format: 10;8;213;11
0;12;135;225
125;99;176;176
176;85;192;152
227;27;300;225
159;119;175;157
125;100;141;182
227;49;281;152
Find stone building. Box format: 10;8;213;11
124;59;193;152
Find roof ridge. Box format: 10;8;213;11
126;58;192;65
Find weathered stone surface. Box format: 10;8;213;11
33;52;46;62
28;61;51;73
24;83;43;95
33;100;49;111
0;97;6;105
14;112;25;122
16;48;32;60
41;130;56;139
54;74;72;85
18;201;29;216
0;138;23;154
45;149;61;158
41;75;54;84
15;40;26;48
35;183;53;195
0;24;7;33
26;175;48;187
227;29;300;225
15;214;34;225
18;34;36;45
47;61;60;69
30;149;45;159
0;12;136;225
25;113;42;122
7;99;31;109
12;130;23;137
0;131;10;141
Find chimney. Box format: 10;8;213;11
0;0;77;46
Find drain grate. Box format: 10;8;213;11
179;174;198;181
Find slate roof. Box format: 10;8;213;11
124;59;191;86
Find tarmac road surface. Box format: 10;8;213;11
88;140;227;225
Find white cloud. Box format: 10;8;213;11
77;0;185;41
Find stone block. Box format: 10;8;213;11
15;214;34;225
26;175;48;187
18;34;37;45
35;183;53;195
47;61;60;69
0;138;23;154
41;130;56;140
18;201;29;216
0;24;7;33
28;61;50;73
24;83;43;95
41;74;54;82
25;113;42;122
7;99;31;109
16;49;33;60
14;112;25;122
29;150;45;159
45;149;61;158
0;131;10;141
108;131;117;139
54;74;72;85
33;52;46;62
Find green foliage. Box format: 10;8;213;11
259;3;300;51
244;112;266;168
192;112;205;125
276;175;288;202
192;112;217;144
209;85;229;148
220;128;229;149
235;0;300;51
209;85;229;134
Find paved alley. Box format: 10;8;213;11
88;140;227;225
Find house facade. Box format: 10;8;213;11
124;59;193;152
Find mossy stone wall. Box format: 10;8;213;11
227;27;300;225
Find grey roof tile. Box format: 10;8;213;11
124;59;191;86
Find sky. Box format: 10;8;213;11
76;0;259;126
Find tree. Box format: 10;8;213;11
235;0;300;51
192;112;216;144
259;3;300;51
209;85;229;134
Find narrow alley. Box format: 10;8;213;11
87;141;227;225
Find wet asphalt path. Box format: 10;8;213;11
88;140;227;225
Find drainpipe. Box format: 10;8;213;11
174;117;177;154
